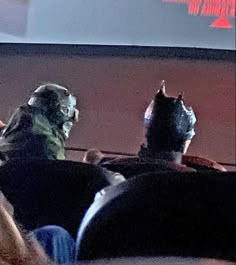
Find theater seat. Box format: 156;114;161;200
76;171;236;261
0;159;109;237
102;157;195;178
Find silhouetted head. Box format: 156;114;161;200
145;81;196;154
83;149;105;165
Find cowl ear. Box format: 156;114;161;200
156;80;166;98
178;92;184;101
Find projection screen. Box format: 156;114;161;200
0;0;235;50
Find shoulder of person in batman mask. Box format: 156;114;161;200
0;83;79;161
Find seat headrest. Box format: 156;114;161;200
76;171;236;261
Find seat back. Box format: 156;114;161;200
76;171;236;261
0;159;109;237
102;157;195;178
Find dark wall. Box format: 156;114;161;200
0;45;235;167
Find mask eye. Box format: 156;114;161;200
60;105;69;115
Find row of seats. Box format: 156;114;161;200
0;159;236;262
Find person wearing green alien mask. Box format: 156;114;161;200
0;83;79;161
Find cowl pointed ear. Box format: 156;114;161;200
178;92;184;101
156;80;166;98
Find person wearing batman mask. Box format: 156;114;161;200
0;83;79;161
103;80;197;171
141;80;226;171
139;80;196;164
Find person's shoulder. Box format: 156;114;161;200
182;155;227;172
3;105;37;135
11;105;32;117
16;105;37;122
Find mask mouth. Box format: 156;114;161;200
62;121;74;139
61;108;79;139
60;94;79;122
185;128;195;140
